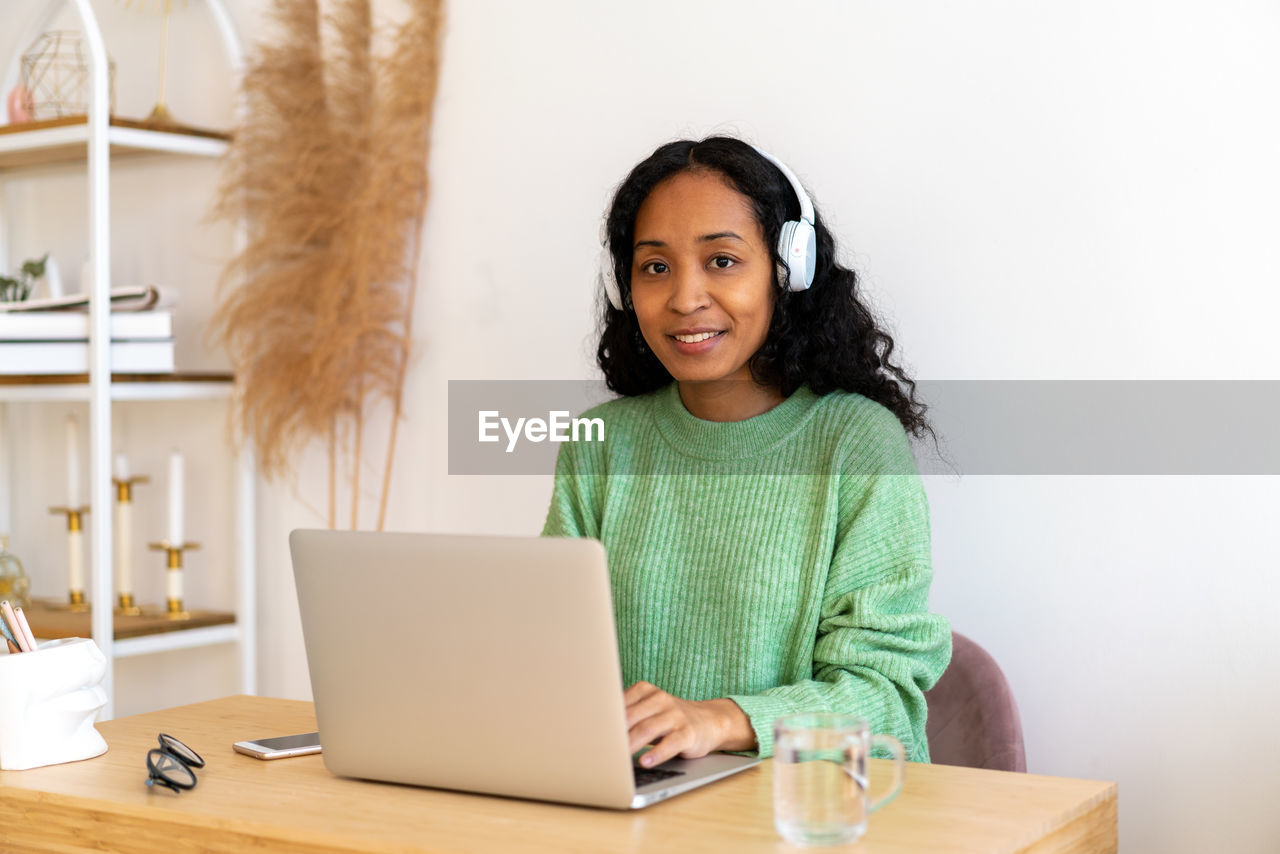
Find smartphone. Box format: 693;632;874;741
232;732;322;760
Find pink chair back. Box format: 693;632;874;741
924;631;1026;772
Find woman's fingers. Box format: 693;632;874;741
623;682;723;765
627;698;681;753
637;725;694;768
622;680;660;706
625;685;675;730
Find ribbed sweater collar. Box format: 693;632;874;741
651;381;820;460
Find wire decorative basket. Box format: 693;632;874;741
20;31;117;120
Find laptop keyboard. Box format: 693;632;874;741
633;765;685;788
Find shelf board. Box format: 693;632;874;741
0;115;230;170
23;599;236;646
0;372;234;401
114;623;241;658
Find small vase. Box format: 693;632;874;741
0;536;32;610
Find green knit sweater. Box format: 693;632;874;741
540;381;951;761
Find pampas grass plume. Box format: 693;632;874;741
213;0;445;528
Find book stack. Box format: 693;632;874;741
0;294;174;375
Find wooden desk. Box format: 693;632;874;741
0;696;1116;853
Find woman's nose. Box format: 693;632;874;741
666;266;711;314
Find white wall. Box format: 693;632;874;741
6;1;1278;851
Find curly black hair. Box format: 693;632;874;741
596;136;931;438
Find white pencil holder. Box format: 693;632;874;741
0;637;108;771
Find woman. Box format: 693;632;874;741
542;136;951;768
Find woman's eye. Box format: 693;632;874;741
710;255;736;269
641;260;668;275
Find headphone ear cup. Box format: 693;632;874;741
776;220;797;289
598;244;624;310
776;220;817;292
793;220;817;290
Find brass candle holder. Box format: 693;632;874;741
146;540;199;620
47;506;91;610
112;475;148;615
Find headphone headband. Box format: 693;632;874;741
750;144;815;226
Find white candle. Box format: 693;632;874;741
68;527;85;595
66;415;84;597
66;415;80;508
168;449;184;546
167;562;182;605
114;453;132;598
116;501;132;597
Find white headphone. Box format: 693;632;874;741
597;144;817;311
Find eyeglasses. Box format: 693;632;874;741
145;733;205;793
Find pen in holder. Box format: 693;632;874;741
0;637;109;771
47;506;91;611
146;541;199;620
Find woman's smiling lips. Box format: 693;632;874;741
668;327;726;355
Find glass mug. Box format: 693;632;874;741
773;713;906;846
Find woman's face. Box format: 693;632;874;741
629;169;776;390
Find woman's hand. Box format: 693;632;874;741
624;681;757;767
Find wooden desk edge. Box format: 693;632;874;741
1018;778;1118;854
0;785;383;854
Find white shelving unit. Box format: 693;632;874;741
0;0;254;718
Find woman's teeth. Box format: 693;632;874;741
673;331;722;343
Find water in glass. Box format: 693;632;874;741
774;744;868;846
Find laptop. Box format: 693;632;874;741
288;530;760;809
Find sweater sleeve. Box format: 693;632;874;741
540;436;603;540
727;423;952;761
